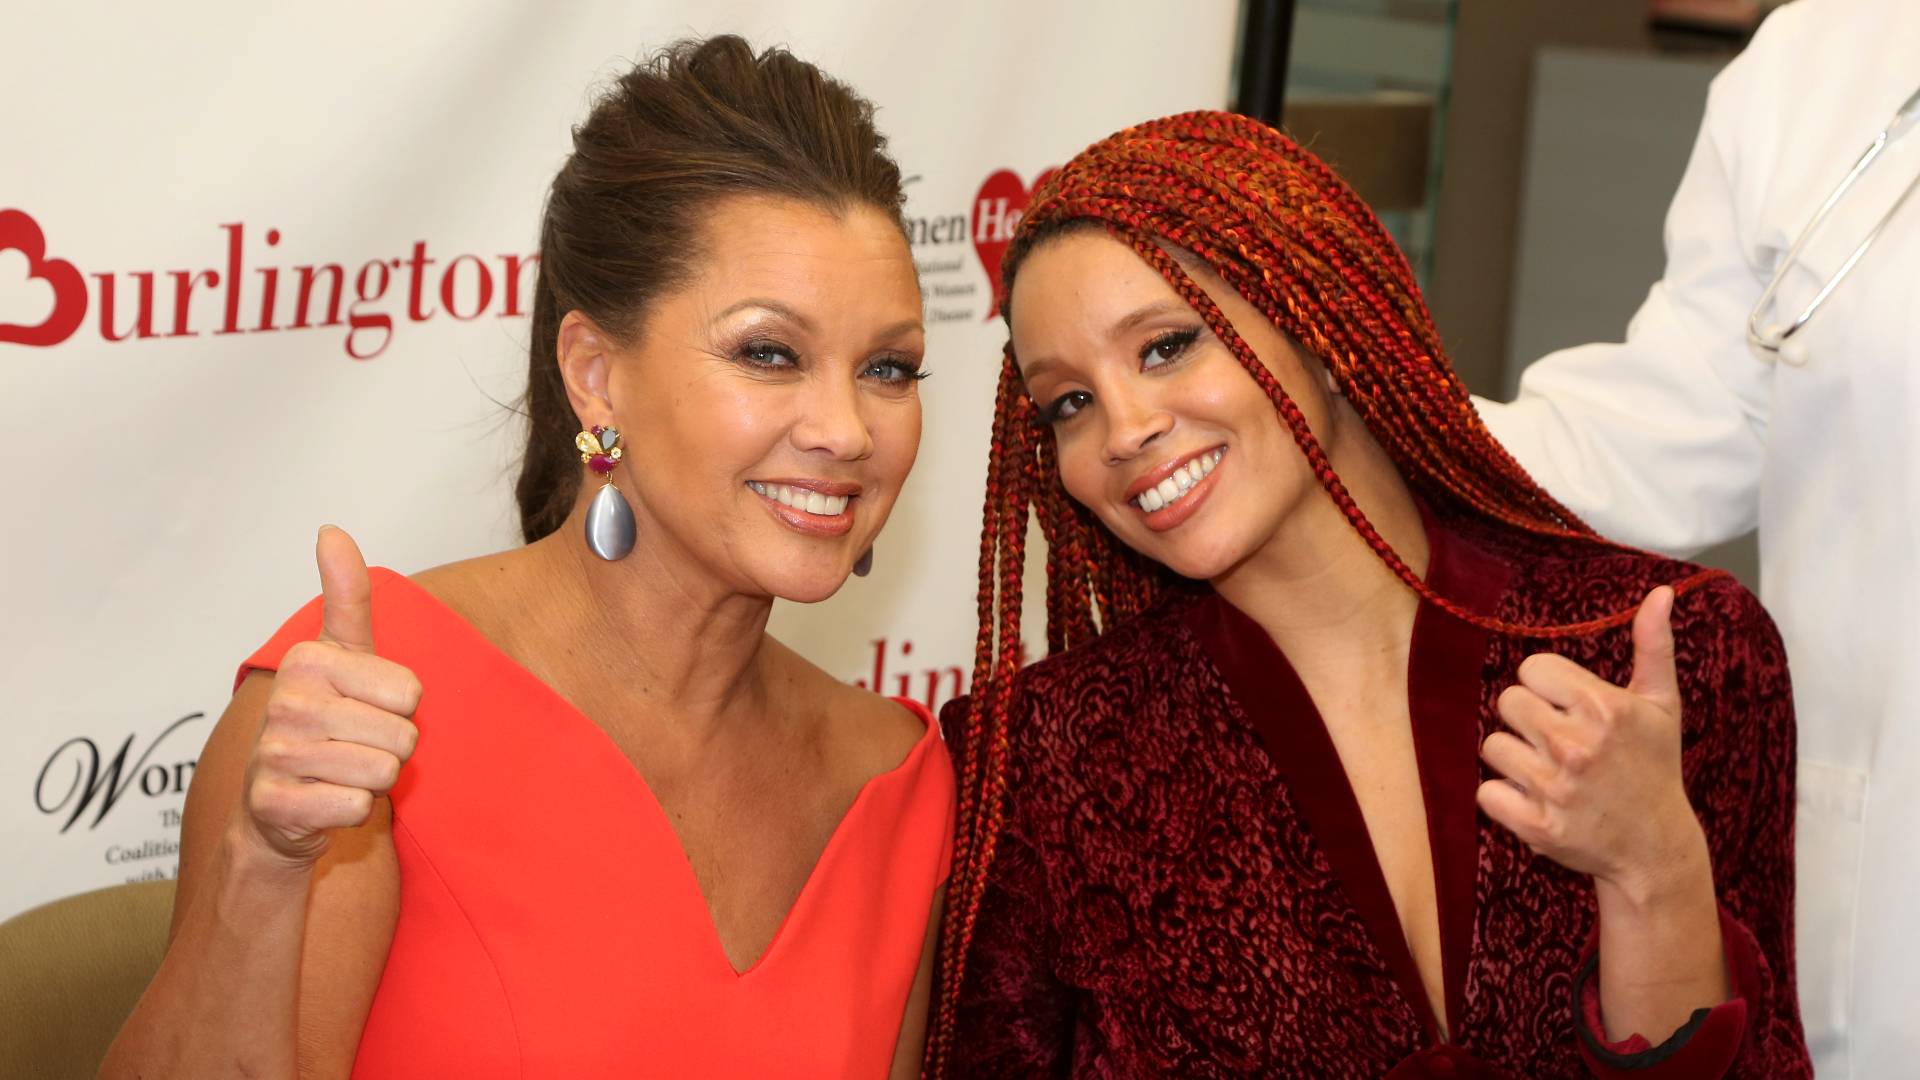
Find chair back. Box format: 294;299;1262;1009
0;880;177;1080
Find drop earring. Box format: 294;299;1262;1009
576;425;635;561
853;548;874;578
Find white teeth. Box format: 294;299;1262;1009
1133;449;1224;513
748;482;851;516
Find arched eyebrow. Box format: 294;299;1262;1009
870;318;924;343
711;297;814;331
1111;299;1193;338
710;298;920;345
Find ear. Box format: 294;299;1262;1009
557;310;618;431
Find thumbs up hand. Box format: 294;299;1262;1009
1476;587;1707;896
241;527;422;867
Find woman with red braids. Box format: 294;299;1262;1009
926;111;1808;1079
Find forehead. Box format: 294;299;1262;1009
1009;231;1185;349
1006;230;1182;357
691;195;916;299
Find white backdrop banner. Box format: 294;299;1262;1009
0;2;1237;920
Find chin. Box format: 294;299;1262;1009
1132;531;1252;584
1157;554;1233;583
764;567;854;605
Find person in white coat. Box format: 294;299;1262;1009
1475;1;1919;1075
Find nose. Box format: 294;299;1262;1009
1100;385;1172;466
791;368;875;461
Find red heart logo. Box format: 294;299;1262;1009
972;168;1055;319
0;209;87;347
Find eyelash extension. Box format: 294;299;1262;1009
1037;327;1202;421
868;355;932;381
1141;327;1202;364
735;340;929;383
1039;390;1089;424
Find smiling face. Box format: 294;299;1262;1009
1008;229;1344;582
560;195;925;603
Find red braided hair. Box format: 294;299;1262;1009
922;110;1723;1075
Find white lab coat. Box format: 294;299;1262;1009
1475;1;1919;1075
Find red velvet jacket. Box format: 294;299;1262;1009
942;511;1808;1078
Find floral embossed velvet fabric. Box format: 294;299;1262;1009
942;511;1808;1079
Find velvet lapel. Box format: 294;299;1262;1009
1407;507;1513;1036
1184;507;1514;1044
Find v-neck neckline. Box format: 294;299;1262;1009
1182;507;1513;1046
371;568;939;979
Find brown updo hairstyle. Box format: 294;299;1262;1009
516;35;909;541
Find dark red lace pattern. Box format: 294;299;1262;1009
943;523;1807;1078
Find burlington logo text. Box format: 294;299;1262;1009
0;208;538;361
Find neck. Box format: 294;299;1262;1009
1210;414;1430;675
517;491;779;740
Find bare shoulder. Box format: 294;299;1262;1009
835;676;930;769
407;548;527;625
405;546;574;657
766;638;927;780
825;664;929;772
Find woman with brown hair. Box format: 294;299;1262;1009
102;37;949;1079
927;111;1809;1078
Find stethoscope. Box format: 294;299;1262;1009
1747;83;1920;364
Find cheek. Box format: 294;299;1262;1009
658;379;790;482
1050;428;1110;512
1179;359;1266;426
1180;364;1293;462
870;398;923;487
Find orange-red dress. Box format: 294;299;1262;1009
238;568;955;1079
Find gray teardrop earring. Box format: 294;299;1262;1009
577;425;636;561
853;548;874;577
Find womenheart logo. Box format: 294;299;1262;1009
0;209;87;347
971;168;1054;319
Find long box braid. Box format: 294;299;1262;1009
924;110;1726;1075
